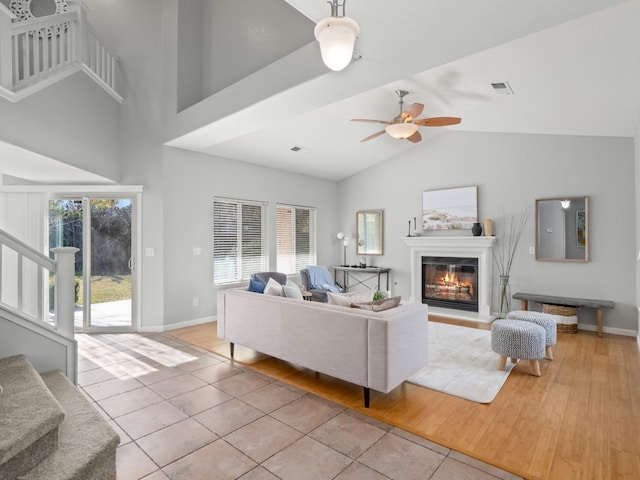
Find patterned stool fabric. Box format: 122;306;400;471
507;310;557;360
491;319;546;376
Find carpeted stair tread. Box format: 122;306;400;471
18;370;120;480
0;355;65;478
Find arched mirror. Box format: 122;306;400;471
535;196;588;262
356;210;383;255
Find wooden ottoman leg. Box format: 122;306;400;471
529;359;541;377
497;355;507;371
510;357;518;364
545;346;554;360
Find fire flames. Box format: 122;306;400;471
434;271;473;296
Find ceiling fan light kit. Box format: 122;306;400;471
351;89;462;143
385;122;419;139
315;0;360;71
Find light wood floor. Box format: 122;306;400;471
170;317;640;480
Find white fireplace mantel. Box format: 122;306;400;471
401;236;496;322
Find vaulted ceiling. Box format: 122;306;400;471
168;0;640;181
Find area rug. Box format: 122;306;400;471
407;322;516;403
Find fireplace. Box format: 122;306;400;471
401;236;496;322
422;256;478;312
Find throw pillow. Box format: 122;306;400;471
344;290;375;304
264;277;283;296
327;289;374;307
327;292;352;307
353;296;401;312
283;280;303;300
248;275;267;293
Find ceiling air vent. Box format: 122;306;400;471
290;146;307;152
491;81;514;95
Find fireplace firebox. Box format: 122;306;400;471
422;256;478;312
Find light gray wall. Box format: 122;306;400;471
338;131;637;333
201;0;314;97
177;0;203;112
0;73;121;181
162;147;339;327
635;123;640;338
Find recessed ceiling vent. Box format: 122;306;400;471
491;81;514;95
290;145;307;153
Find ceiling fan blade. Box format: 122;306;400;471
402;103;424;121
415;117;462;127
360;130;387;142
351;118;393;125
406;130;422;143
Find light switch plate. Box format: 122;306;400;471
529;246;535;255
193;247;201;256
145;248;155;257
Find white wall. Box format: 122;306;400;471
162;147;339;327
0;73;121;181
339;131;636;333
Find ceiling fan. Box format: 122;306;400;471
351;90;461;143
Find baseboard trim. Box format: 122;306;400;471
578;324;637;337
138;316;216;333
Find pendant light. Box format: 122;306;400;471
314;0;360;71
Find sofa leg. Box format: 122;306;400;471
363;387;370;408
230;342;234;358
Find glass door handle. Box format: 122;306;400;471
128;257;134;271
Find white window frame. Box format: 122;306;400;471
276;204;317;275
213;197;267;285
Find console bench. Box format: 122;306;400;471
512;292;614;338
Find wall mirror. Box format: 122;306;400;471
535;196;589;262
356;209;383;255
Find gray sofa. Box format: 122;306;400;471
217;288;429;407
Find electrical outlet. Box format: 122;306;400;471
193;247;201;256
145;248;154;257
192;298;199;307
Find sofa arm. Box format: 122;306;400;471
367;303;429;393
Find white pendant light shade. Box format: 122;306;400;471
314;15;359;71
385;122;419;139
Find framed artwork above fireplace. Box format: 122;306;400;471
422;185;478;231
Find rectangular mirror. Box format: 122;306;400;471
535;196;588;262
357;209;383;255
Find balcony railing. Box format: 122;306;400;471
0;2;122;102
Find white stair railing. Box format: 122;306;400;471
0;2;122;102
0;228;78;338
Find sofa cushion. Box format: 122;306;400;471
264;277;283;296
327;290;374;307
248;275;267;293
353;296;401;312
283;280;303;300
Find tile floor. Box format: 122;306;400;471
76;332;522;480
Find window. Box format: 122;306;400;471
213;198;266;285
276;204;316;275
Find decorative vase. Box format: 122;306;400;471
483;218;494;236
471;222;482;236
498;275;511;318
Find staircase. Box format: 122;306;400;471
0;354;119;479
0;1;122;102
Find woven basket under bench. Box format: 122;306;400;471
542;304;578;333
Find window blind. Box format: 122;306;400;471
213;198;266;285
276;205;316;275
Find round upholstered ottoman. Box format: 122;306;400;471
491;319;546;376
507;310;557;360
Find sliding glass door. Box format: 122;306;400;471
49;196;136;331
